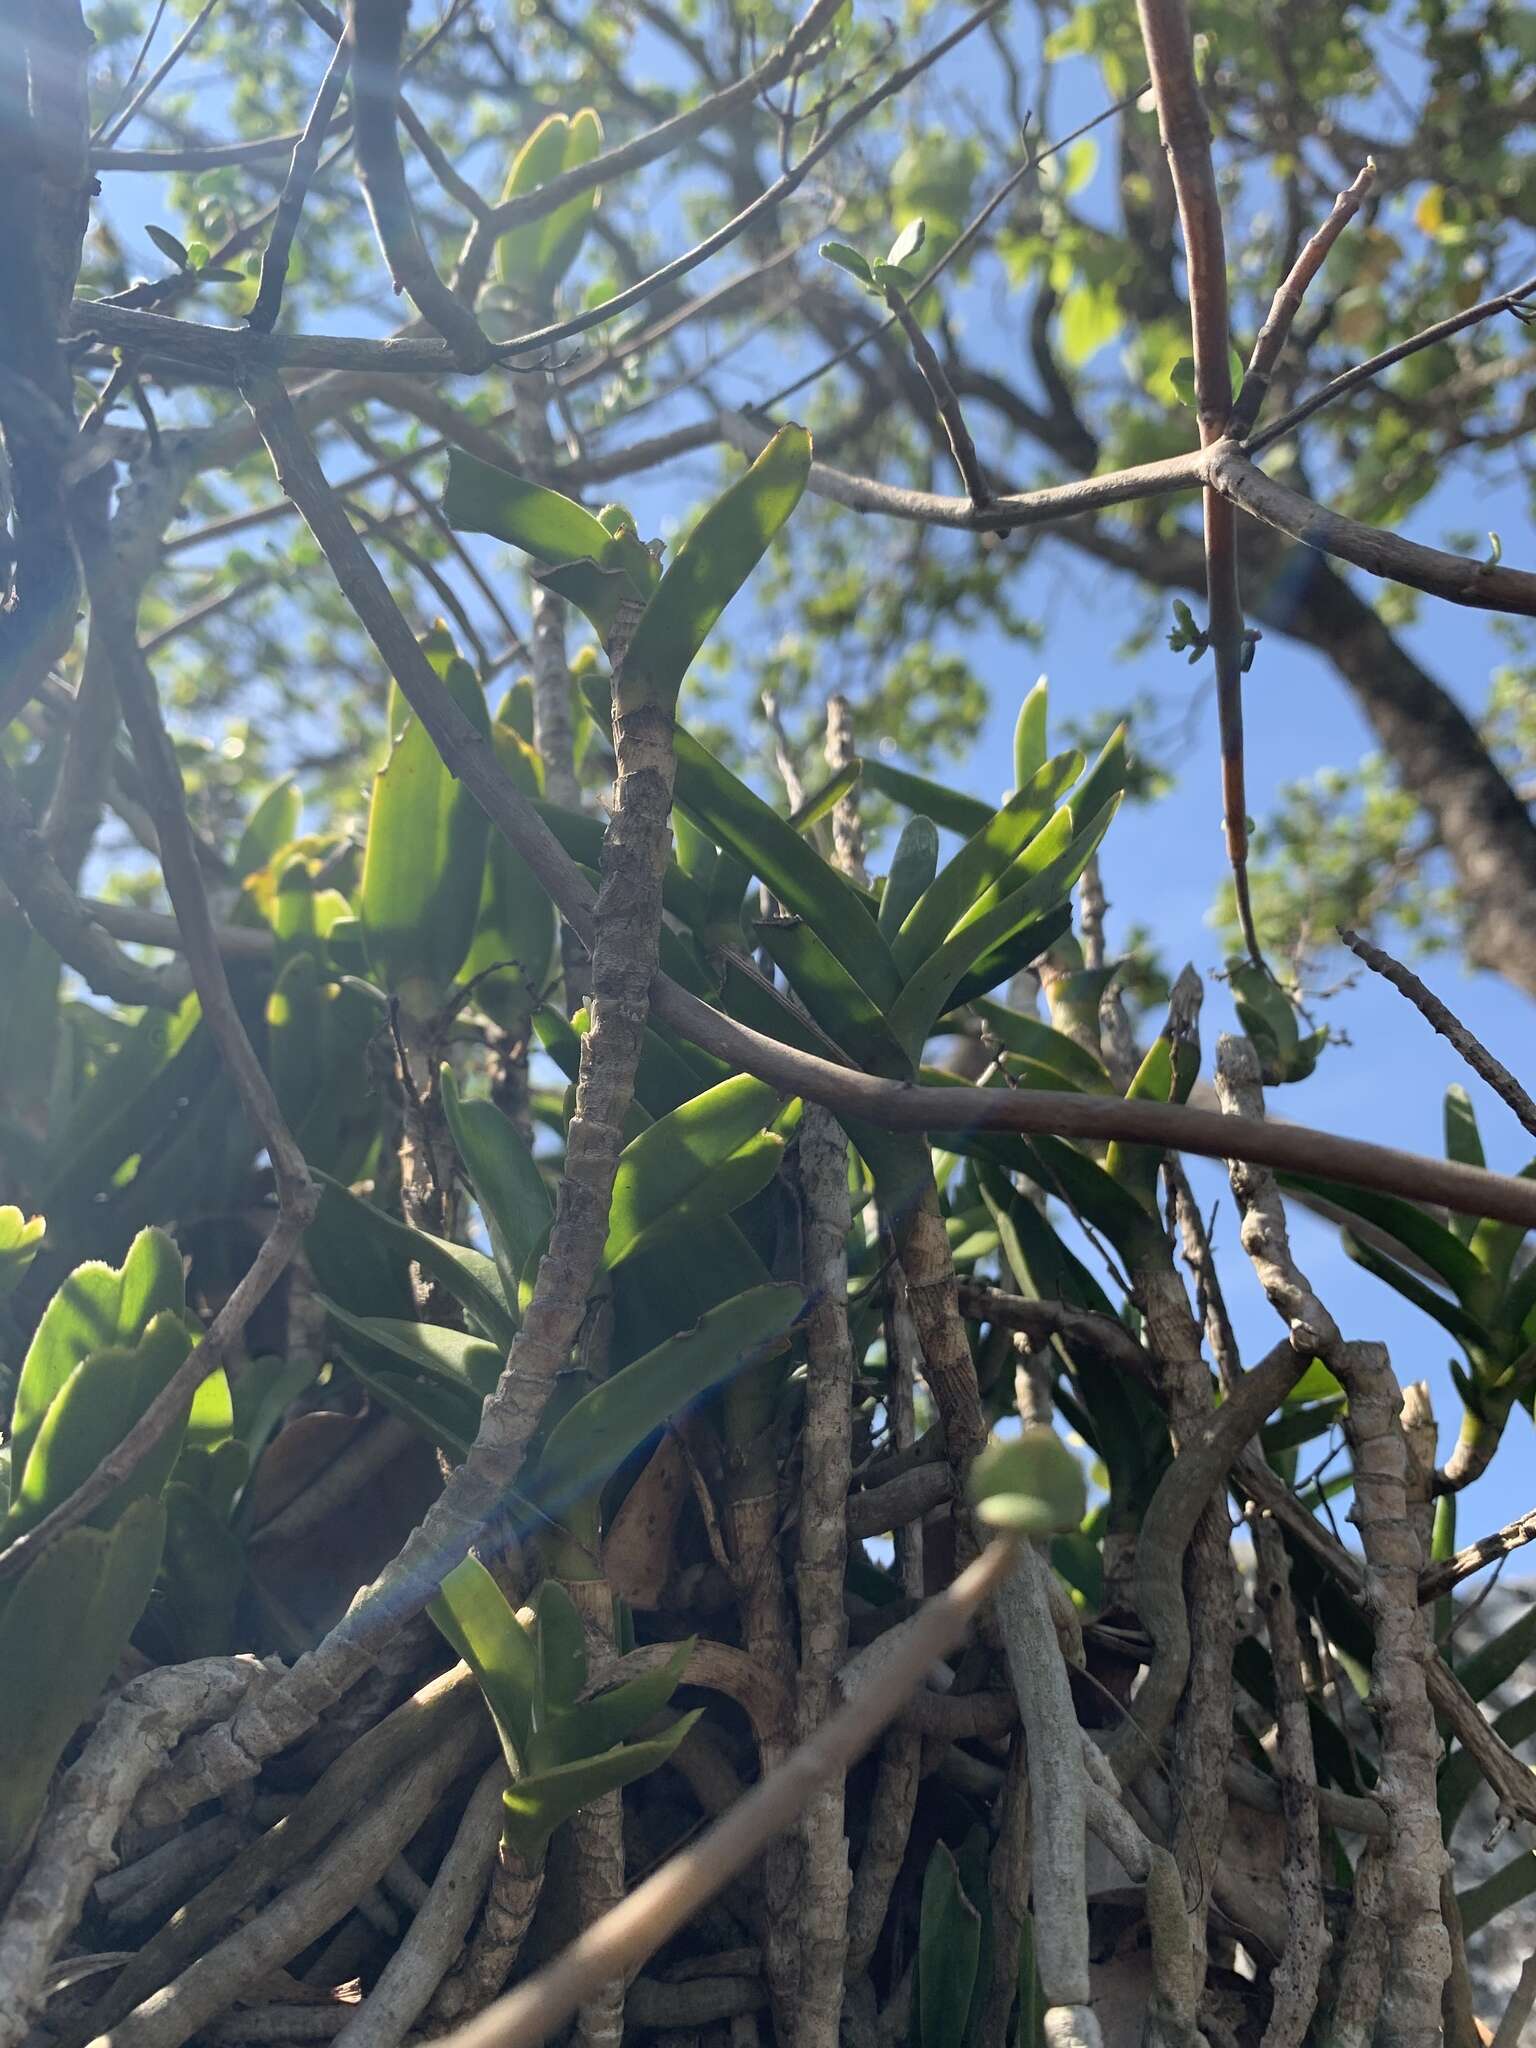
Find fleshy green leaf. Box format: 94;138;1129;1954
233;779;300;881
859;757;992;837
603;1075;783;1268
532;1635;694;1771
318;1299;504;1400
787;761;862;835
496;108;605;298
878;817;940;943
534;1579;588;1724
917;1843;982;2048
820;240;873;283
308;1174;513;1344
534;1283;801;1512
359;632;490;998
441;1066;554;1307
892;750;1085;978
0;1206;45;1303
886;218;926;268
1013;679;1048;792
1281;1175;1487;1303
444;449;615;568
618;426;811;713
10;1229;187;1491
674;726;900;1007
0;1496;166;1867
888;800;1120;1059
430;1554;538;1768
501;1711;703;1858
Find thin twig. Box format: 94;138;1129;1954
345;0;491;367
1249;268;1536;456
880;283;991;508
1230;160;1377;437
1339;926;1536;1140
1134;0;1260;963
1420;1505;1536;1603
95;0;222;147
246;36;353;332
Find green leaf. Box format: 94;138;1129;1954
859;757;992;837
787;761;862;835
0;1496;166;1867
1281;1175;1488;1303
886;218;926;268
233;779;300;880
1169;356;1196;409
10;1229;186;1486
612;1132;787;1270
675;727;899;1006
496;108;605;297
157;1481;245;1659
967;999;1112;1091
534;1579;588;1723
336;1349;482;1459
5;1313;193;1540
0;1206;44;1303
878;816;940;943
892;750;1085;977
146;223;190;268
757;916;913;1078
546;1636;694;1769
307;1173;515;1341
501;1711;703;1858
1104;1011;1200;1210
441;1067;554;1307
819;240;873;283
230;1354;320;1472
603;1076;783;1268
429;1554;537;1769
888;800;1120;1059
444;449;616;569
619;426;811;714
918;1843;982;2048
535;1283;801;1512
969;1426;1086;1533
1338;1232;1492;1354
1013;678;1048;792
360;631;490;998
317;1298;504;1400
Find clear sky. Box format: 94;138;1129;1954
89;3;1536;1555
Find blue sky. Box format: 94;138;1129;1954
90;2;1536;1553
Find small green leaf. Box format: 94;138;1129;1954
496;107;605;299
1168;356;1197;409
546;1636;694;1769
969;1426;1087;1534
819;240;873;283
618;426;811;713
872;260;921;295
0;1206;45;1303
886;218;926;269
430;1554;537;1769
787;761;862;835
535;1283;801;1513
233;779;301;880
1012;679;1048;792
146;224;189;268
534;1579;588;1724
